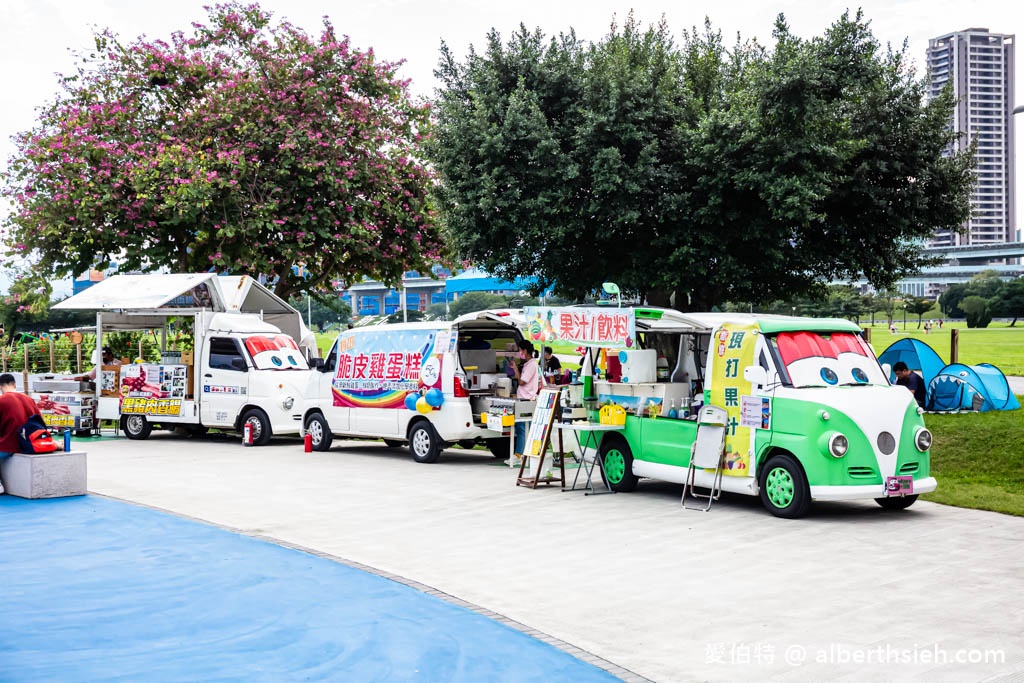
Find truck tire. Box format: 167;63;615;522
305;413;332;452
599;436;639;492
875;494;918;511
408;421;442;463
758;454;811;518
122;414;152;440
241;408;272;446
486;438;511;459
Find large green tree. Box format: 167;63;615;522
2;2;443;300
993;278;1024;327
430;12;974;309
0;271;52;347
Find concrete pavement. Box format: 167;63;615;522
81;433;1022;681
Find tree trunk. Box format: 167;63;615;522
645;287;674;310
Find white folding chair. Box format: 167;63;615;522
682;405;728;511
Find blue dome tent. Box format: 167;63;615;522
878;338;946;385
927;363;1021;412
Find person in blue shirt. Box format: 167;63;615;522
893;362;926;407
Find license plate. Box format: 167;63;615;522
884;476;914;496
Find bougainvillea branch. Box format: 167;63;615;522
1;2;443;299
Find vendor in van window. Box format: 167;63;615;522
512;340;540;456
74;347;121;382
542;346;562;384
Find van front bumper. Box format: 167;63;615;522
810;477;937;501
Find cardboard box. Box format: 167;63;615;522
100;366;121;397
181;350;194;366
31;379;91;393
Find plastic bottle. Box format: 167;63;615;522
656;355;669;381
667;399;678;419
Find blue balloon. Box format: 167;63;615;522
618;351;629;363
404;393;419;411
425;388;444;407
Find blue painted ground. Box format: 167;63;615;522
0;495;617;682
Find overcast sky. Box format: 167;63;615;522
1;0;1021;296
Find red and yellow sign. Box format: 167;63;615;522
121;397;183;416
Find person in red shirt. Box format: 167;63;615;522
0;374;43;492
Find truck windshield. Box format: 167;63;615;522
771;331;888;388
243;335;309;371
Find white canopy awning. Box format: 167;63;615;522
53;273;224;312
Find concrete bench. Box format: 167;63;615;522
1;450;87;499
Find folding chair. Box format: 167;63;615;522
682;405;728;511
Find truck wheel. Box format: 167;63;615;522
408;422;442;463
305;413;332;452
122;415;151;440
241;408;272;446
486;438;511;459
758;454;811;518
600;437;638;492
875;495;918;511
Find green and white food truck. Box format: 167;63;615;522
534;307;936;518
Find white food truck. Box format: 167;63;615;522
302;311;532;462
53;273;316;444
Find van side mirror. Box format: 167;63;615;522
311;357;325;371
743;366;768;387
231;357;248;372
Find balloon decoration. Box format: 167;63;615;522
424;388;444;408
415;396;432;414
404;393;419;411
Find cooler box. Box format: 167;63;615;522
618;349;657;384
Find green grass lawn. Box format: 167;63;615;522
924;407;1024;516
864;322;1024;375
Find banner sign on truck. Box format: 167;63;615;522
707;323;759;476
523;307;636;348
332;329;438;408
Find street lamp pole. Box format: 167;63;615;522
903;303;907;331
602;282;621;307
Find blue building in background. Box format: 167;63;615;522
341;267;543;318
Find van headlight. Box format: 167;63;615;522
828;433;849;458
914;427;932;452
282;396;295;410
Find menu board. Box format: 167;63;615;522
523;387;562;457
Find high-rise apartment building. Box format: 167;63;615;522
926;28;1016;248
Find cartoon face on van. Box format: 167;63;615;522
244;335;309;371
748;323;934;516
578;310;936;518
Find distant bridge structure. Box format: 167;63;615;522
846;242;1023;294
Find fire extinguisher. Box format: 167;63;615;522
243;421;253;446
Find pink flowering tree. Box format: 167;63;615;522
1;2;442;300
